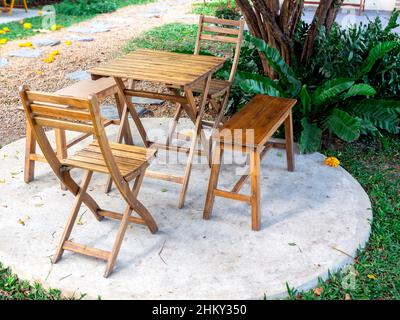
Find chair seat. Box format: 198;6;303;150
54;77;119;102
191;79;231;98
62;141;156;180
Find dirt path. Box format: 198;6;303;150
0;0;198;146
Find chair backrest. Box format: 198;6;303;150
19;85;127;191
194;15;245;82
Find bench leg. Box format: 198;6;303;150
24;121;36;183
250;150;261;231
284;111;295;172
203;144;223;220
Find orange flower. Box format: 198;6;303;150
324;156;340;168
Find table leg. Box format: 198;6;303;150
113;77;150;147
178;74;212;208
114;91;133;145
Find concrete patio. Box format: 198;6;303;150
0;118;372;299
0;8;48;24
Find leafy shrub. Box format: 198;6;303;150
192;0;240;19
237;35;400;153
294;11;400;98
55;0;117;16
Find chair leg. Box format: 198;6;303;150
104;171;148;277
53;170;93;264
24;121;36;183
23;0;28;12
8;0;14;15
203;144;223;220
284;111;295;172
103;203;132;278
250;150;261;231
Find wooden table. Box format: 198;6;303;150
89;49;226;208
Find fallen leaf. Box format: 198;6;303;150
0;179;5;184
34;203;44;208
276;151;283;157
161;188;168;192
288;242;296;246
367;274;377;280
313;287;323;296
18;219;25;226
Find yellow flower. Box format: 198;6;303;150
0;38;8;44
19;19;24;24
49;49;60;56
324;156;340;168
23;22;32;30
0;30;5;35
65;40;72;46
3;27;10;32
19;41;33;47
50;24;63;31
43;56;55;63
35;70;43;75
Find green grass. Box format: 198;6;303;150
126;23;198;54
288;135;400;300
0;262;63;300
192;0;235;16
125;22;234;56
0;15;92;41
0;0;153;41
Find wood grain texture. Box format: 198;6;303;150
215;95;297;149
89;49;225;88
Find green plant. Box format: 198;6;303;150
192;0;240;19
238;35;400;153
294;11;400;98
55;0;117;15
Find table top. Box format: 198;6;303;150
89;49;226;88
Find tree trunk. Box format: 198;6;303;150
234;0;344;77
301;0;345;61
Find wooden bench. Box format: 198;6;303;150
20;77;132;186
203;95;297;231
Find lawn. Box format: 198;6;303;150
0;0;153;41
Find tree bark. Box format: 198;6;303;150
301;0;345;61
234;0;344;77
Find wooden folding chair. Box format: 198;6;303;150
20;77;133;191
167;15;245;155
19;85;158;278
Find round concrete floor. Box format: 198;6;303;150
0;118;371;299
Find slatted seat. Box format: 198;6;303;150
203;95;297;231
20;86;158;278
62;141;155;180
191;79;231;98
